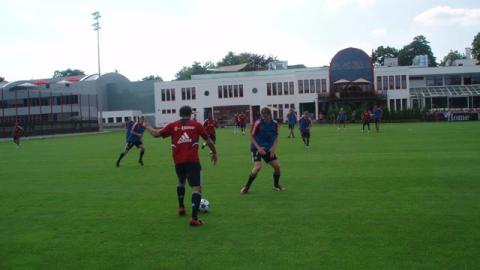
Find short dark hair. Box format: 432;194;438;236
261;107;271;115
179;106;192;117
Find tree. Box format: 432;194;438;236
142;75;163;81
472;32;480;63
175;61;215;80
53;69;86;78
398;35;437;67
440;50;465;66
371;46;399;65
216;52;277;71
0;76;5;83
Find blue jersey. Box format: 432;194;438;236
287;112;297;125
127;122;145;142
251;118;278;150
126;120;134;140
374;108;382;120
338;111;346;121
299;117;311;131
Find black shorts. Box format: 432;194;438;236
240;123;246;129
125;140;143;151
339;119;345;124
251;148;278;163
288;124;295;129
13;136;20;141
301;130;310;138
374;118;381;123
209;134;216;144
175;162;202;187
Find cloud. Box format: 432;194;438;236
414;6;480;26
370;28;386;35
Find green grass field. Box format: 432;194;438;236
1;122;480;270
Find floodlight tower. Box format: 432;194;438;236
92;11;101;76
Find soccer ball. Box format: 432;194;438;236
199;198;210;213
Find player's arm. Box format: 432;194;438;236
249;121;265;154
145;123;169;138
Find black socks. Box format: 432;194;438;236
273;173;281;187
177;186;185;208
192;191;202;220
246;173;257;188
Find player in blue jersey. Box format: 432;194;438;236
373;106;383;132
337;108;346;129
286;108;297;138
125;117;134;141
299;111;312;147
241;107;284;194
116;116;146;167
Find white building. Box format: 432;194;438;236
154;47;480;126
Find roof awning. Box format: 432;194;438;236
352;78;371;84
207;63;248;72
17;82;37;87
410;85;480;98
334;79;351;84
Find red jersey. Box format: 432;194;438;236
238;113;246;124
362;111;370;121
203;118;218;135
159;119;209;165
13;125;23;136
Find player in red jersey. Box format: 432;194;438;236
146;106;217;226
238;112;247;135
233;113;240;134
202;114;218;150
12;122;24;148
361;108;371;132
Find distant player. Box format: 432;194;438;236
202;114;218;149
233;113;240;134
373;106;383;132
238;112;247;135
337;108;346;129
299;111;312;147
361;108;371;132
286;108;297;138
116;116;146;167
241;107;284;194
146;106;217;226
12;122;24;148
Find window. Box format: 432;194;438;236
315;79;321;93
228;85;233;98
383;76;388;90
252;88;258;94
171;89;175;100
204;90;209;96
396;99;401;111
277;82;282;96
395;75;400;89
289;81;294;95
187;88;192;100
402;99;407;110
284;82;289;95
426;76;443;86
310;79;315;93
218;86;222;98
272;83;277;95
192;87;196;100
223;85;228;98
162;109;166;114
172;109;176;114
445;75;461;85
116;117;122;123
298;80;304;94
401;75;407;89
267;83;272;96
376;76;382;90
108;117;114;123
166;89;171;101
389;99;395;111
304;79;309;93
389;76;394;90
182;88;186;100
124;117;129;122
239;84;244;97
321;79;327;93
234;85;238;97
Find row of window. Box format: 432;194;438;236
376;75;407;91
298;79;327;94
425;74;480;86
267;82;294;96
267;103;295;120
161;89;176;101
0;95;83;109
161;109;177;114
218;85;244;99
102;116;141;124
1;112;82;124
389;99;408;111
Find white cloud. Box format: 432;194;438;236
414;6;480;26
370;28;386;35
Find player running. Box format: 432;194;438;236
116;116;146;167
145;106;217;227
238;112;247;135
12;122;24;148
299;111;312;147
240;107;284;194
373;106;383;132
286;108;297;138
125;117;134;141
233;113;240;134
337;108;346;129
202;114;218;149
361;108;371;132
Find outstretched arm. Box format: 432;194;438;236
145;124;165;138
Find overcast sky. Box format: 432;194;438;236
1;0;479;82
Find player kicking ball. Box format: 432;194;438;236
145;106;217;226
116;116;146;167
241;107;284;194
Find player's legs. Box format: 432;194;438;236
175;164;188;215
269;159;284;191
116;142;133;167
185;163;203;225
375;120;380;132
241;155;262;194
138;143;145;165
306;131;310;147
